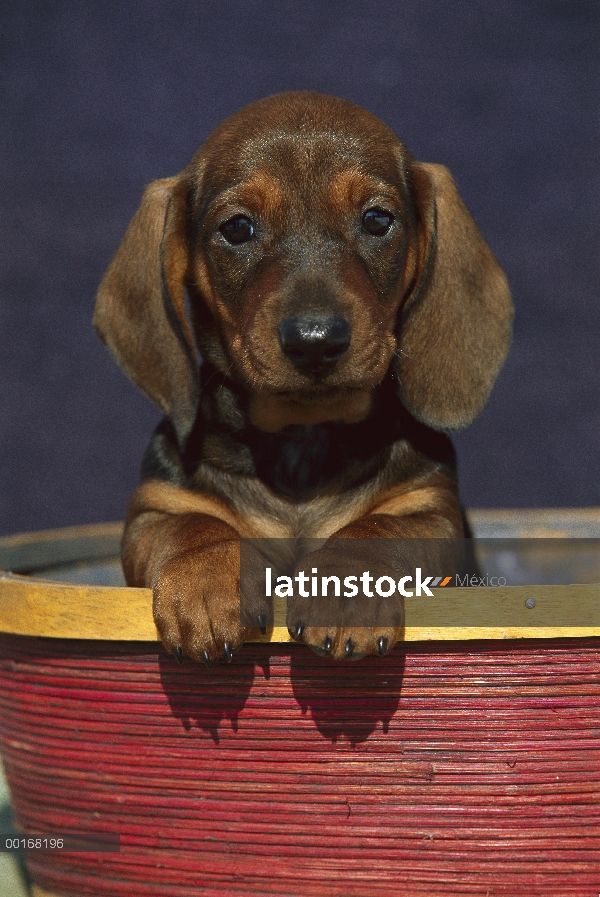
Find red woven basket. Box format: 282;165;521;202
0;514;599;897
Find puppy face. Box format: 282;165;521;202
185;94;420;429
95;92;513;447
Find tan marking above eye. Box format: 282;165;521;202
212;173;286;222
326;170;401;217
328;170;376;205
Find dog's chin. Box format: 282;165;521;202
248;386;374;433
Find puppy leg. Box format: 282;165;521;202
122;507;248;665
289;509;462;661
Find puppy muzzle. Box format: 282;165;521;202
278;314;351;376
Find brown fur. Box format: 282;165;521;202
95;91;512;663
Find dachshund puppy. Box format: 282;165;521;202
94;91;513;664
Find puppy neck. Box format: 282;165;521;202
175;365;452;501
175;363;389;496
247;389;373;432
142;364;455;504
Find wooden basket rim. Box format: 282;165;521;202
1;514;599;643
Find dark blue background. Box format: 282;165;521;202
1;1;599;536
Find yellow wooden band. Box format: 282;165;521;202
0;571;599;642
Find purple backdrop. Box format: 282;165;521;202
1;1;599;536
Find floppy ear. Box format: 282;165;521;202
394;162;513;431
94;176;199;449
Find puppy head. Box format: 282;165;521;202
95;91;513;447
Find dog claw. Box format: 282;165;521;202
323;636;332;653
288;623;304;641
345;638;353;657
201;650;212;668
223;643;233;663
173;646;183;664
378;636;388;656
257;614;267;635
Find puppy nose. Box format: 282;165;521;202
278;316;351;372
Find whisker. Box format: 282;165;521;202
216;361;236;392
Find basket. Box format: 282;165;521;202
0;510;600;896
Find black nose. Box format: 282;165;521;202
278;316;351;373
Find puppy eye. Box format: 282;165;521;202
219;216;255;245
362;207;395;236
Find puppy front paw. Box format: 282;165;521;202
152;540;249;665
286;543;404;661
